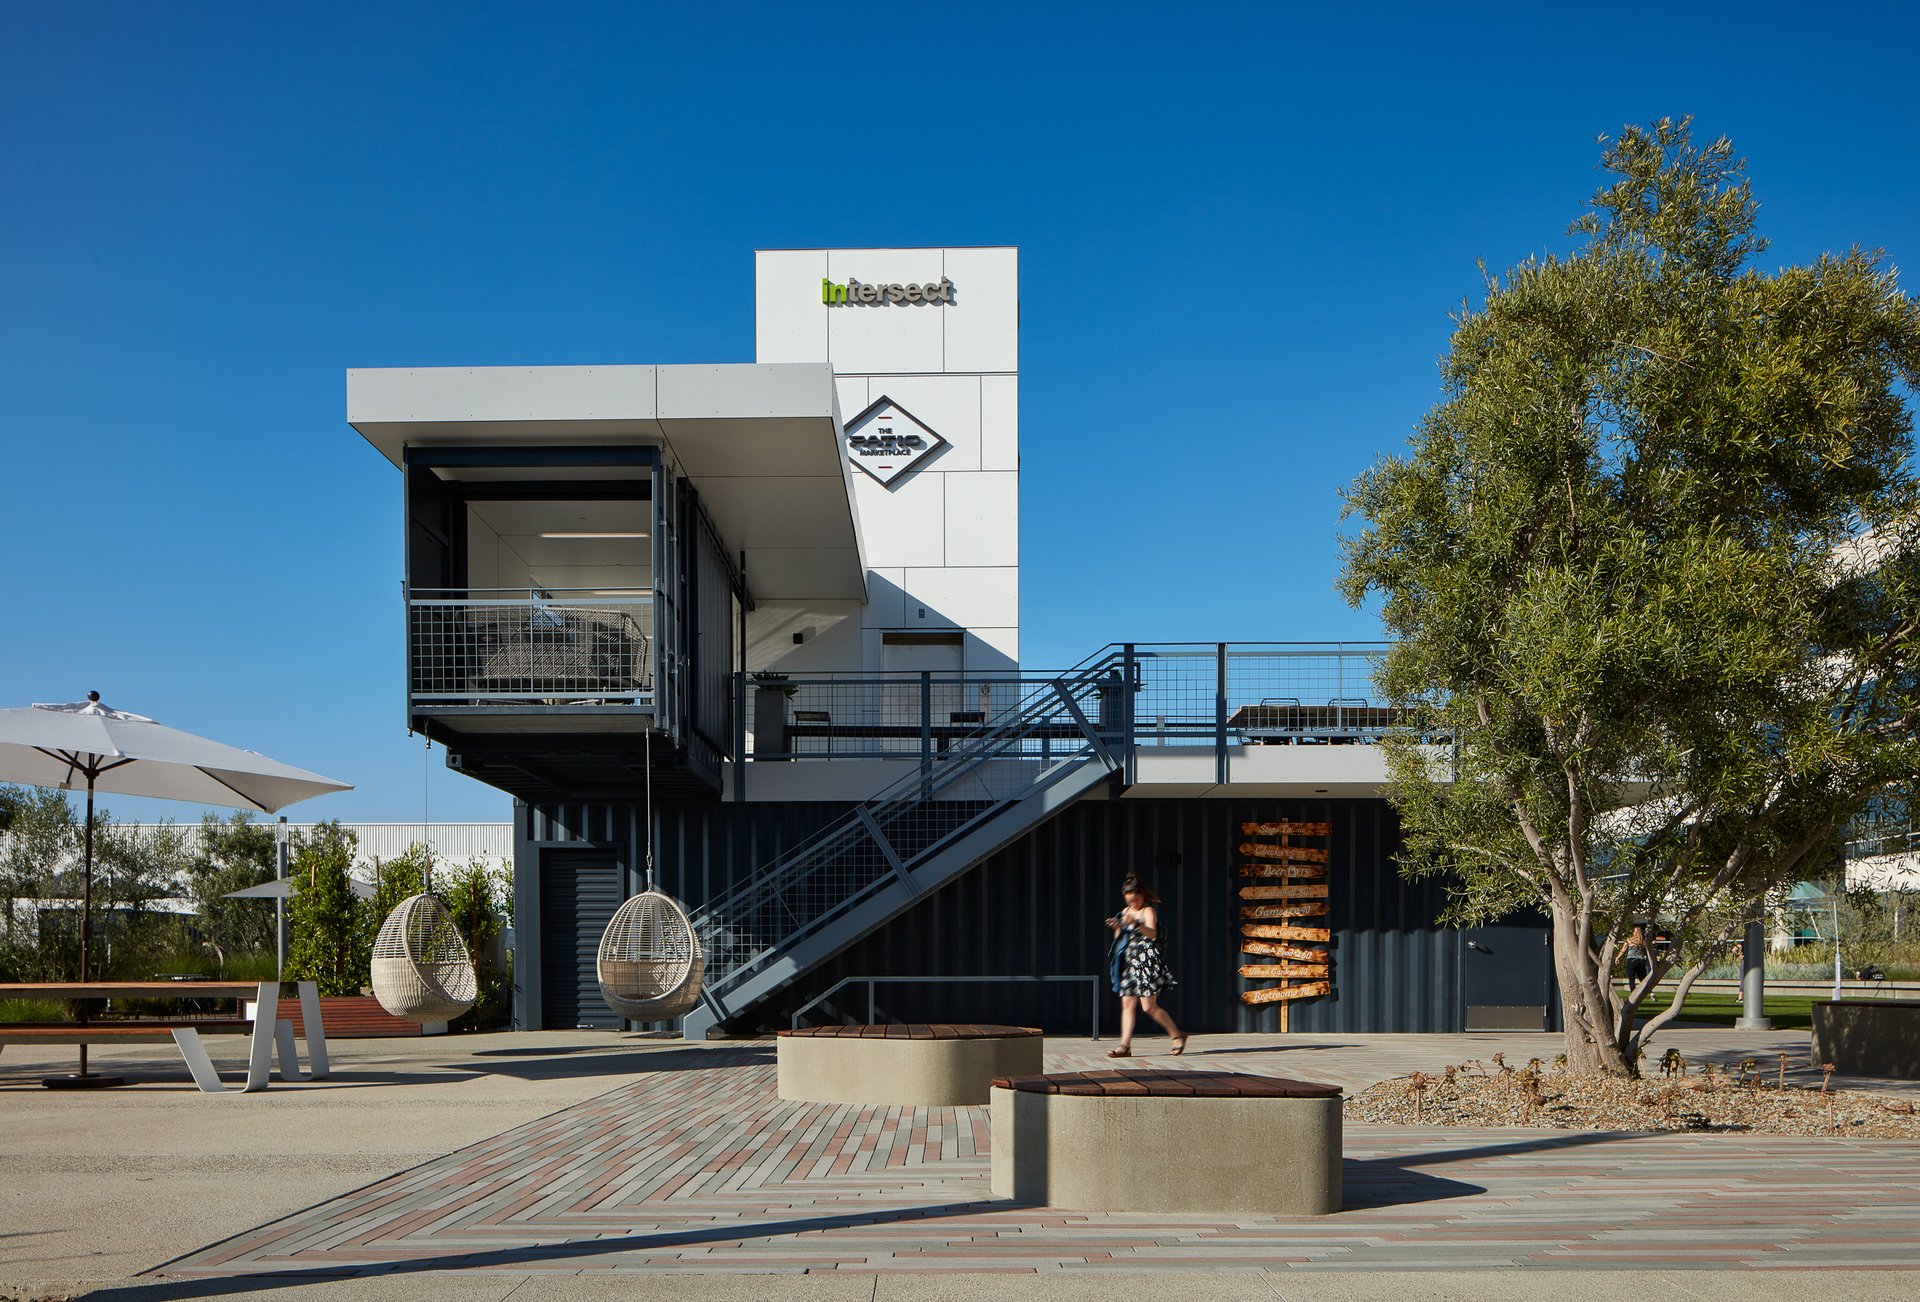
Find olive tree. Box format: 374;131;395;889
1341;119;1920;1075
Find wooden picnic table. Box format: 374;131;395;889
0;979;331;1093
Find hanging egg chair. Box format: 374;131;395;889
597;889;704;1021
370;893;479;1024
595;724;704;1024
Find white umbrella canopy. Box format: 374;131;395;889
0;692;351;1085
0;695;351;812
224;877;374;901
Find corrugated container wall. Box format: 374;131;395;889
519;797;1471;1034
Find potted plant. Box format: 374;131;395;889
751;673;797;758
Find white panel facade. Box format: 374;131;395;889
940;247;1020;375
824;248;947;374
944;472;1018;567
849;469;947;568
754;250;830;364
874;375;982;472
754;246;1018;677
981;374;1019;472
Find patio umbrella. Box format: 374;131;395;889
0;692;352;1086
223;877;374;900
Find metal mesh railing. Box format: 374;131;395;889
408;589;654;706
695;655;1129;999
1125;643;1399;744
752;673;1105;760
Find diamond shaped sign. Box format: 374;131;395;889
844;395;947;486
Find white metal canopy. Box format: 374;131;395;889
346;362;868;601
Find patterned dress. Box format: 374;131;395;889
1113;924;1176;997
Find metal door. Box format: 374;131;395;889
1461;925;1552;1030
538;850;624;1030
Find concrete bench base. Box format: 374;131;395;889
990;1076;1342;1215
777;1027;1043;1107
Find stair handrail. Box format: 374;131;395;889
691;651;1132;994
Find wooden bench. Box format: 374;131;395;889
0;981;330;1094
776;1023;1044;1107
989;1069;1343;1214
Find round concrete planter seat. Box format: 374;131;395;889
989;1069;1344;1215
776;1023;1044;1107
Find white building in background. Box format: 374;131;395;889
115;823;513;877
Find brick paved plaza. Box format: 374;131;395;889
140;1032;1920;1283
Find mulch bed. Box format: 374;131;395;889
1344;1053;1920;1138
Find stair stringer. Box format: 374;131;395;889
682;753;1117;1039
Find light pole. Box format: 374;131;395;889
274;816;290;981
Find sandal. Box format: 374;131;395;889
1106;1046;1132;1058
1170;1036;1188;1056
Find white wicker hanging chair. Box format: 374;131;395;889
597;890;704;1021
370;893;479;1023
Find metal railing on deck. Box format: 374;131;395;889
408;588;655;707
744;643;1400;764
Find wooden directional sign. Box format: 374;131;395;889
1238;941;1324;962
1238;963;1330;980
1239;883;1328;902
1242;926;1332;945
1238;842;1330;864
1242;909;1330;932
1236;864;1327;882
1241;981;1331;1005
1240;821;1332;838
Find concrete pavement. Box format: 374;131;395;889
3;1027;1918;1300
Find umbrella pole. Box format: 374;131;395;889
44;769;124;1088
79;780;92;1075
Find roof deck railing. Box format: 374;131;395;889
746;641;1409;763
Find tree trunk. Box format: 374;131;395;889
1550;898;1635;1076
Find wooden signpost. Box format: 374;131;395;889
1235;819;1332;1029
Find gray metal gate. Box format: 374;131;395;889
538;850;623;1030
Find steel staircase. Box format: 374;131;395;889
681;655;1132;1038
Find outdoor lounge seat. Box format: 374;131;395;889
370;894;478;1024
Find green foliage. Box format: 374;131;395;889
285;822;365;995
1340;118;1920;1073
439;859;512;1029
365;844;430;939
180;812;278;967
0;785;81;980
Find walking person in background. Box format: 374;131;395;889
1104;873;1187;1057
1623;923;1652;990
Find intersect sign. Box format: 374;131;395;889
822;277;954;305
843;396;946;486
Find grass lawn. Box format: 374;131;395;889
1631;990;1816;1031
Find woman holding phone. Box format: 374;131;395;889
1104;872;1187;1057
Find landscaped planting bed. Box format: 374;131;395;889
1345;1052;1920;1138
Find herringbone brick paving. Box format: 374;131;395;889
154;1034;1920;1279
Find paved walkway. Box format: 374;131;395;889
142;1031;1920;1284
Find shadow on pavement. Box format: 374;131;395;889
1340;1157;1483;1207
110;1198;1009;1298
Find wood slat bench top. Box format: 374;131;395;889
991;1069;1342;1098
0;982;263;999
0;1020;257;1043
779;1023;1043;1041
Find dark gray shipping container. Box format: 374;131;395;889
514;795;1551;1035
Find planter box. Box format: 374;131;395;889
1811;999;1920;1079
244;994;444;1038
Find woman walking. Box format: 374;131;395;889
1104;873;1187;1057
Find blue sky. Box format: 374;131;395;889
4;2;1917;824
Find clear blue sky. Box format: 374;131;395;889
4;2;1917;824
